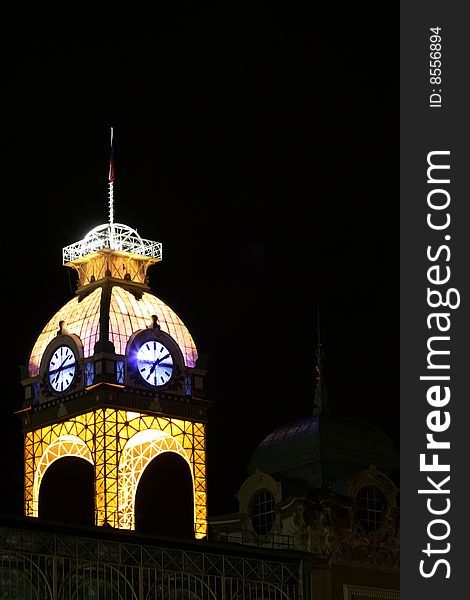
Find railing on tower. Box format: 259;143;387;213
62;223;162;264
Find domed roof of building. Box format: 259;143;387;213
248;410;399;493
28;283;198;377
28;216;199;377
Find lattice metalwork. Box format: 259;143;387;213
0;525;301;599
24;409;207;538
63;223;162;264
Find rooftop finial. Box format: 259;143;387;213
61;129;163;285
108;127;115;248
314;297;331;414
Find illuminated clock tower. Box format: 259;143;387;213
17;141;209;538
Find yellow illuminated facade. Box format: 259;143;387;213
20;223;209;539
25;410;207;536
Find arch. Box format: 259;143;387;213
38;456;94;525
0;553;52;599
33;435;94;517
135;452;194;537
58;564;137;600
118;429;194;530
81;222;145;256
147;575;217;600
233;583;292;599
238;471;282;516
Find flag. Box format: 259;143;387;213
108;127;115;183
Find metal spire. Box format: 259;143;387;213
62;128;163;268
314;297;331;414
108;127;115;248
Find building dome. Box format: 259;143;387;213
28;283;198;377
248;410;399;493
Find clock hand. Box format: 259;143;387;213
56;354;73;372
149;353;171;375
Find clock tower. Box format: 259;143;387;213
17;169;209;538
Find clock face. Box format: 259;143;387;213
136;340;174;387
48;345;77;393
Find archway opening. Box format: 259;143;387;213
38;457;94;526
135;452;194;538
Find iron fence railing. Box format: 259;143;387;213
0;523;302;599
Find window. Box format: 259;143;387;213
251;490;275;535
33;382;41;405
116;361;125;384
84;362;95;387
356;486;386;532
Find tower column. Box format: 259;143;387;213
94;408;120;527
193;422;208;538
24;431;36;517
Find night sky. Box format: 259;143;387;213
4;30;397;518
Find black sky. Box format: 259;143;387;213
4;30;397;516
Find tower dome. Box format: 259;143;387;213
28;218;198;377
248;410;399;493
28;284;198;378
248;344;398;494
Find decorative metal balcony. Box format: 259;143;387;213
63;223;162;264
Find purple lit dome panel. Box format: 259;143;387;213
109;286;198;368
28;287;102;377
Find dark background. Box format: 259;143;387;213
3;30;397;518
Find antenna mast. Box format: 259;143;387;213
317;296;321;347
108;127;115;248
314;296;330;413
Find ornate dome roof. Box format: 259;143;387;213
28;283;198;377
248;411;399;492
